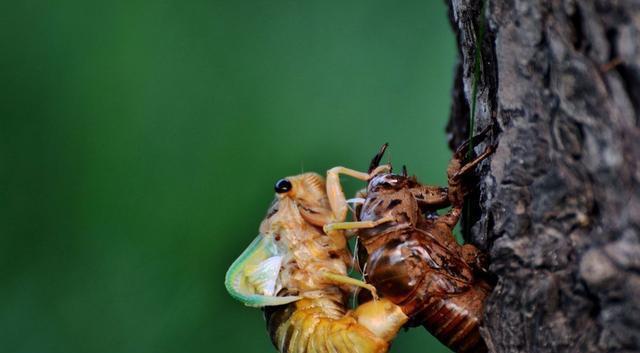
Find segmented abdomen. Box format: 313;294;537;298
264;293;388;353
414;285;490;353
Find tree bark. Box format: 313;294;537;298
446;1;640;352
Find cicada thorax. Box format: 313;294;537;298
260;193;349;294
356;173;492;353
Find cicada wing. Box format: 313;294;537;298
225;235;300;307
245;255;283;296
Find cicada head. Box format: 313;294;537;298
268;173;333;227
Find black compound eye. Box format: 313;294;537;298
274;179;292;193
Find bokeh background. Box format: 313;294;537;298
1;1;456;352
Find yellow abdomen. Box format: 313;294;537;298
265;293;399;353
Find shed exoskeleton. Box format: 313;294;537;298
324;129;496;353
225;172;407;353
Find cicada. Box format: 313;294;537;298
323;129;496;353
225;172;408;353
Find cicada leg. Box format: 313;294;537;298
440;128;496;229
320;216;395;300
411;185;450;211
325;165;391;224
321;272;379;300
461;243;489;273
324;166;390;272
323;215;395;235
323;215;395;290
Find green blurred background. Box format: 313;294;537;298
1;1;456;352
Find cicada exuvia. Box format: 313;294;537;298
324;128;496;353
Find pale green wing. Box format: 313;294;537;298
224;235;300;307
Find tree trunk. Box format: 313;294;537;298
446;1;640;352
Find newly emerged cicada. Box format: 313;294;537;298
225;172;407;353
324;128;496;353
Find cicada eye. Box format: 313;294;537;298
274;179;292;193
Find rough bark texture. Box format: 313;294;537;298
446;1;640;352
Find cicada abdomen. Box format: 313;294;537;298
265;289;405;353
417;283;491;353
